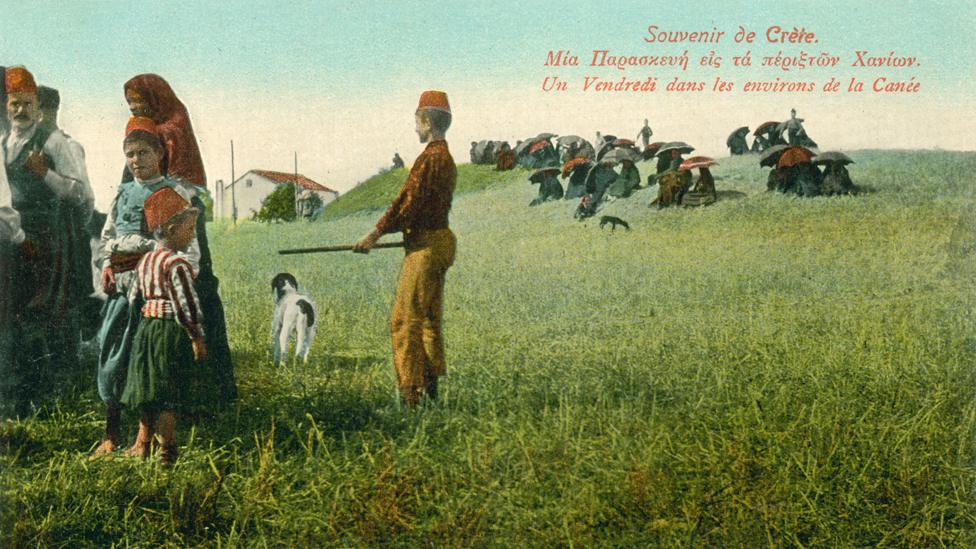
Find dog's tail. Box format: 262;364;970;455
297;299;316;327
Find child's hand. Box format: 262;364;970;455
192;337;207;362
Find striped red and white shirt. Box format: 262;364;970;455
136;248;204;340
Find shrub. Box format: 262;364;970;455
253;184;296;223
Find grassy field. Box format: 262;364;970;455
2;150;975;547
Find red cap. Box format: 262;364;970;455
144;186;190;231
417;90;450;114
5;66;37;95
125;116;157;138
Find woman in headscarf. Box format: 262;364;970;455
122;74;236;409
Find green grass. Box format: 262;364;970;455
320;163;533;221
2;150;975;547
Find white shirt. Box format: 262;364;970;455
0;146;25;244
2;122;94;220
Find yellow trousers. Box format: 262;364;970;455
391;228;456;402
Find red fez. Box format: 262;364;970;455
144;186;191;231
417;90;450;114
125;116;158;138
5;66;37;95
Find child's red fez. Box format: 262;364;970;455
144;186;191;232
125;116;157;138
417;90;450;114
5;66;37;95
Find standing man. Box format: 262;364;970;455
635;118;653;149
354;90;457;408
1;66;93;416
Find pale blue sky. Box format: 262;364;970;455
2;1;973;209
4;0;971;98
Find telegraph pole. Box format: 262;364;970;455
230;140;237;223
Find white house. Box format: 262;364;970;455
217;169;339;219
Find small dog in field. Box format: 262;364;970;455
599;215;631;231
271;273;317;367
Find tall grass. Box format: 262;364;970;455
2;151;974;547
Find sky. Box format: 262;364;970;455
2;0;974;211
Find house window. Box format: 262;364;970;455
245;179;253;188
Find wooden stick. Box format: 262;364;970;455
278;241;405;255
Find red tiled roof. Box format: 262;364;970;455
249;169;337;193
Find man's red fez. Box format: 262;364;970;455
144;186;191;231
417;90;450;114
5;66;37;95
125;116;158;138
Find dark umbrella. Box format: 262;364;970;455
813;151;854;165
759;144;790;167
726;126;750;147
536;132;558;140
657;141;695;156
603;148;639;164
556;135;584;146
529;167;560;183
753;121;780;136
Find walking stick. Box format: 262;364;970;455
278;241;405;255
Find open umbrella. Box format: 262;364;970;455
602;147;639;164
515;137;543;156
813;151;854;165
529;167;560;183
612;138;636;147
679;156;717;171
657;141;695;156
528;140;551;154
562;157;591;178
726;126;750;147
644;141;664;156
753;121;780;136
556;135;584;146
776;146;815;168
535;132;557;141
759;144;790;167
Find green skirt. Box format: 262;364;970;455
121;318;216;414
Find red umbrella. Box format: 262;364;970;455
753;121;780;136
776;146;814;168
679;156;717;171
612;138;635;146
562;156;591;178
528;140;550;154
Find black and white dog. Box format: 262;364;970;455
271;273;317;367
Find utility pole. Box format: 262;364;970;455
230;140;237;223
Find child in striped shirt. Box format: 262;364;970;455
120;186;207;465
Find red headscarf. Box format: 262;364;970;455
124;74;206;186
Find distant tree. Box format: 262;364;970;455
254;184;296;222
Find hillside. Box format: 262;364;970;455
2;150;975;547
